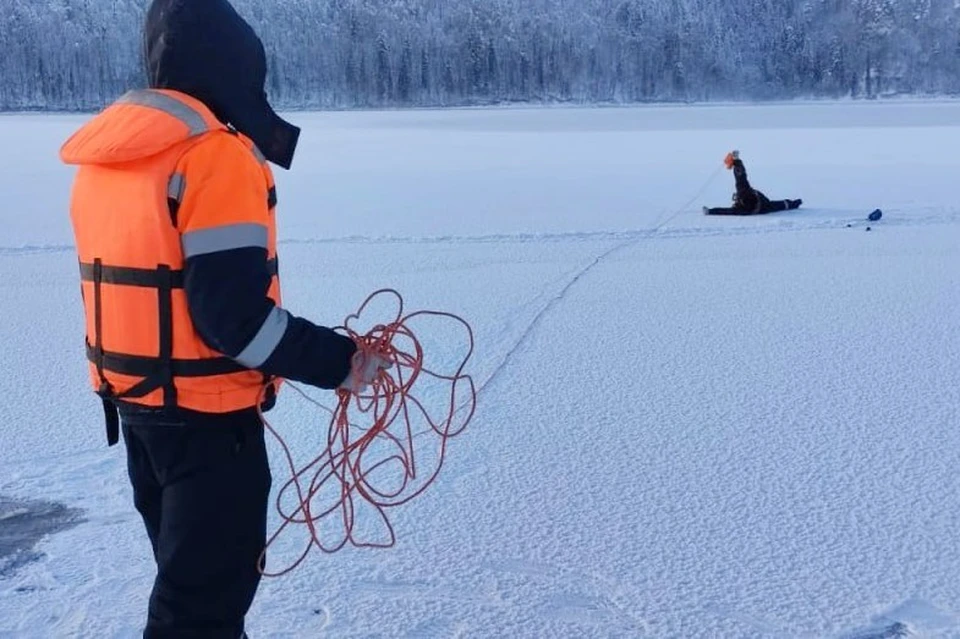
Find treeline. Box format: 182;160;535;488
2;0;958;111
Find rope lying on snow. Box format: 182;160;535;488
255;288;476;577
651;163;725;230
250;164;718;576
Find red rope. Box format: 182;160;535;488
255;289;476;577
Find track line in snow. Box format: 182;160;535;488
1;207;956;257
473;238;633;395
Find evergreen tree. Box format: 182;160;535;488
2;0;959;111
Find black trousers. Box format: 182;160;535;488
705;199;799;216
121;408;271;639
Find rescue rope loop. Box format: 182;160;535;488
256;288;476;577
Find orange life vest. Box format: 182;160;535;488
60;88;282;444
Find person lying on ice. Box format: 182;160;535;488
703;151;802;215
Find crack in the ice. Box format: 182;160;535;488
1;209;955;257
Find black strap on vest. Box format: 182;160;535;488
90;258;120;446
84;343;248;377
80;258;278;446
79;262;184;288
78;259;276;288
157;265;177;409
91;259;107;389
81;168;278;446
86;258;175;446
168;195;181;227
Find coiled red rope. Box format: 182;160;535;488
256;289;475;577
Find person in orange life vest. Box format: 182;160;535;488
703;151;803;215
59;0;386;637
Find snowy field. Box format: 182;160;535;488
1;101;959;638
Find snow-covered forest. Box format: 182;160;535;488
2;0;958;111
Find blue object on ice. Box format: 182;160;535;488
868;209;883;221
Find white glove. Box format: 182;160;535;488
339;349;391;394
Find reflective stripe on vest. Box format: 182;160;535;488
117;90;212;136
182;223;269;258
168;173;186;201
236;307;290;369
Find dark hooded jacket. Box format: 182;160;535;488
117;0;356;424
144;0;299;169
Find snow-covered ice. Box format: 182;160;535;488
1;101;959;638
